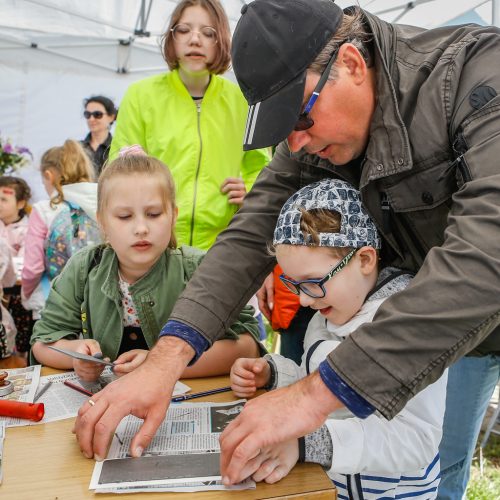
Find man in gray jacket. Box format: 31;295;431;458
74;1;500;496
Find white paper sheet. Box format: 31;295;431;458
90;399;254;493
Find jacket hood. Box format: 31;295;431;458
62;182;98;221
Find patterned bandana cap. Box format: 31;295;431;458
273;179;381;249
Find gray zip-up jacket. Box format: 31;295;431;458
169;10;500;419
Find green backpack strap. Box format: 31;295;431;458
79;245;105;298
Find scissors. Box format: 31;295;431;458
47;345;115;366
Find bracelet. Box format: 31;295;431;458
263;358;277;390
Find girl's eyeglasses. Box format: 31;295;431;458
293;44;343;132
279;248;357;298
171;24;218;46
84;111;104;120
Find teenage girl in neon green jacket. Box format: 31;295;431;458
110;0;269;250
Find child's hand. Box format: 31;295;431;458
230;357;271;397
251;439;299;484
112;350;148;377
220;177;246;206
73;339;108;382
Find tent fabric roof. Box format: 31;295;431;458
0;1;495;74
0;0;495;200
0;0;248;74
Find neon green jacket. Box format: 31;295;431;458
110;70;270;250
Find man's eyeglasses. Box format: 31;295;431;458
84;111;104;120
279;249;356;298
293;45;343;132
171;24;218;46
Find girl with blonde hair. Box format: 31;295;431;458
31;154;261;381
22;140;97;314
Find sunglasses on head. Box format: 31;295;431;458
84;110;104;120
293;44;344;132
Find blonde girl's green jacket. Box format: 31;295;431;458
109;70;270;251
30;244;260;363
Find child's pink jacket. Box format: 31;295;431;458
0;215;29;258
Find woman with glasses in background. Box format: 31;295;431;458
81;95;117;177
109;0;269;252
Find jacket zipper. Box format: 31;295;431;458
381;193;427;263
381;193;392;234
189;101;203;246
399;212;427;262
438;129;472;183
451;130;472;182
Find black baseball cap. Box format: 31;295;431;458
232;0;343;151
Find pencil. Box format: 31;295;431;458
171;386;232;402
34;381;52;402
63;380;94;397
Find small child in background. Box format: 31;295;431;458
0;241;17;358
21;140;97;321
0;176;32;355
230;179;447;499
31;154;262;381
0;176;31;259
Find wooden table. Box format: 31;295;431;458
2;370;336;499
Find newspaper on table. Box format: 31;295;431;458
2;366;190;427
90;399;255;493
0;365;41;427
0;421;5;484
0;365;41;403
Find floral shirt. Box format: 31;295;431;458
118;275;141;327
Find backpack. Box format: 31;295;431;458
44;201;102;280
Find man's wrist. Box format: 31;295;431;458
148;336;196;376
301;371;344;420
158;320;209;365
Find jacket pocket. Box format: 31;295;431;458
383;160;456;262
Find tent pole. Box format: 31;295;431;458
493;0;500;26
135;0;153;37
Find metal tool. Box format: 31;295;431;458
47;346;114;366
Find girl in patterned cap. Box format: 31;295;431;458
230;178;447;499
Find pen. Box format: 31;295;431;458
171;386;232;403
63;380;94;397
34;381;52;402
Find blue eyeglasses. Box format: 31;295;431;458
293;44;343;132
279;249;357;298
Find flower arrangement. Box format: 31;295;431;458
0;133;32;175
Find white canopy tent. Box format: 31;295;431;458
0;0;497;199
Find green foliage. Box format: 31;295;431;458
467;433;500;499
262;315;278;353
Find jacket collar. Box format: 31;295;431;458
289;8;413;187
360;9;413;186
99;247;169;300
82;132;112;148
170;68;221;102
